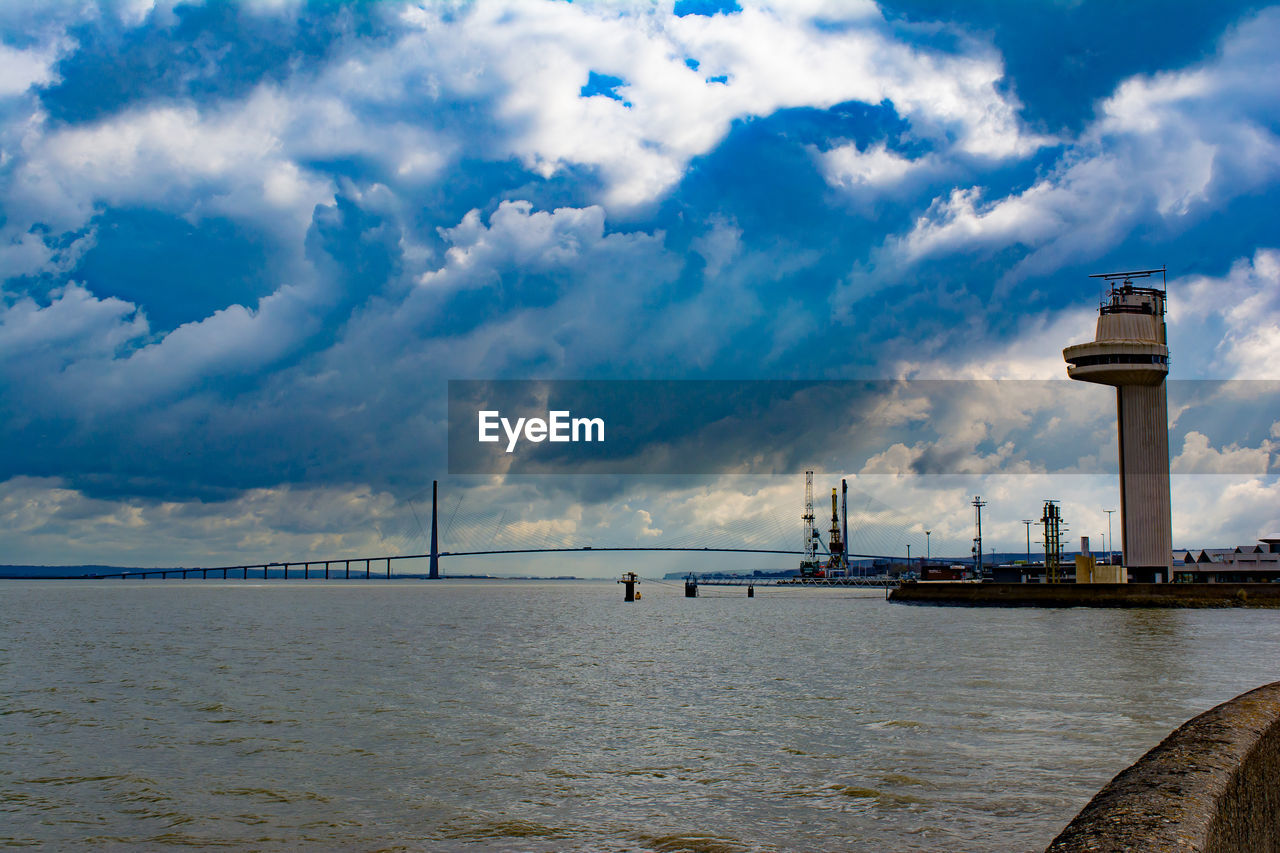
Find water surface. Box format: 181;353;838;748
3;580;1279;851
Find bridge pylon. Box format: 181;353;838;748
429;479;440;579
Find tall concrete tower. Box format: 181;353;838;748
1063;268;1172;582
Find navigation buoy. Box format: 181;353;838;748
619;571;639;602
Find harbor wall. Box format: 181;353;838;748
888;581;1280;607
1046;681;1280;852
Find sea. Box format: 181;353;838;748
3;579;1279;852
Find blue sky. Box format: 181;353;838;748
1;0;1278;572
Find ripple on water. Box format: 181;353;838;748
24;773;136;786
824;783;927;806
865;719;925;730
878;772;935;789
776;781;927;809
438;814;577;841
631;831;752;853
210;786;330;804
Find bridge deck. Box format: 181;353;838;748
8;546;907;582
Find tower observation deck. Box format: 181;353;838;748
1063;268;1173;581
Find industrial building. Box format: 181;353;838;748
1174;539;1280;583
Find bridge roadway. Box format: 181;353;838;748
27;546;905;581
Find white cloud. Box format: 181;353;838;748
385;200;695;377
0;230;56;279
867;389;931;426
63;294;303;410
420;200;614;290
1169;249;1280;379
0;476;404;566
0;0;1047;399
1170;474;1280;548
887;8;1280;281
0;283;147;367
819;143;928;191
691;215;742;279
893;305;1099;381
0;278;322;417
853;469;1280;557
12;88;336;238
1171;430;1272;474
0;39;64;97
388;0;1042;208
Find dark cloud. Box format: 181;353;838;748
41;3;397;124
0;1;1277;564
73;208;274;332
879;0;1268;136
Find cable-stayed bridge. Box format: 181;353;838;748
48;480;923;582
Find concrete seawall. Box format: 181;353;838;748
889;581;1280;608
1047;682;1280;852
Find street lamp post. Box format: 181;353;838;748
1021;519;1033;565
925;530;931;563
1104;509;1116;565
972;496;986;578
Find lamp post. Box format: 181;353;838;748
1104;509;1116;565
972;496;986;578
925;530;931;563
1021;519;1033;565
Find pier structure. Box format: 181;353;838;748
1063;268;1173;582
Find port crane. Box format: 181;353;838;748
799;471;850;578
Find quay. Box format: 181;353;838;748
695;576;897;588
890;581;1280;608
1048;681;1280;851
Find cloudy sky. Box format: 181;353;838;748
1;0;1278;573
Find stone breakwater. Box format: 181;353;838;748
889;582;1280;608
1047;682;1280;852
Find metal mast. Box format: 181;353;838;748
802;470;817;569
827;487;844;574
971;495;986;578
841;479;849;572
1041;500;1065;584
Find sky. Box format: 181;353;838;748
1;0;1278;574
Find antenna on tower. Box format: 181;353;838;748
1088;265;1166;290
